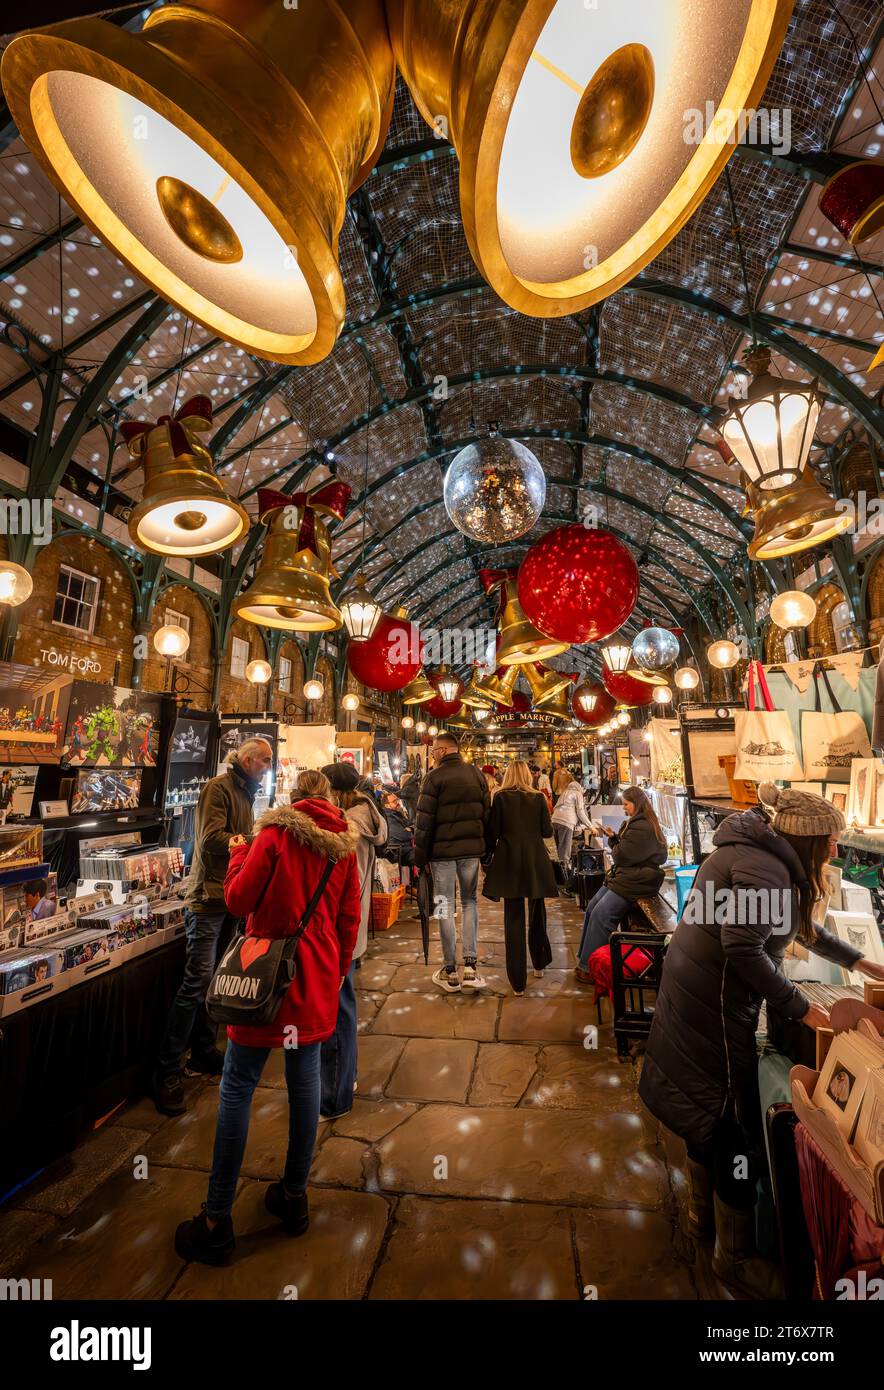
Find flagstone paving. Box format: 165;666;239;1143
0;894;730;1300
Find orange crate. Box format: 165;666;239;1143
718;754;758;806
371;885;405;931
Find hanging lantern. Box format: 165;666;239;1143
304;677;324;701
246;659;272;685
571;681;614;727
443;435;546;542
523;663;572;708
415;720;427;734
769;590;817;630
122;395;249;558
653;685;673;705
819;160;884;246
233;483;350;632
518;528;638;645
347;606;423;692
675;666;700;691
745;472;851;560
720;346;823;491
707;639;741;670
340;574;383;643
631;626;679;673
431;665;463;704
481;570;569;666
401;670;437;705
388;0;791;318
3;3;395;365
601;638;633;674
341;691;360;712
425;695;463;721
473;663;519;708
617;711;631;725
602;669;655;709
0;562;33;608
153;624;191;659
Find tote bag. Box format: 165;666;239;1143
734;661;805;782
801;664;871;783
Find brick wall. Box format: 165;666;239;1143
141;583;215;707
218;616;271;713
270;638;305;718
13;534;136;685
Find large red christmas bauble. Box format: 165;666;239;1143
346;612;422;692
509;691;531;714
424;695;463;720
602;669;655;708
518;526;639;645
571;682;615;726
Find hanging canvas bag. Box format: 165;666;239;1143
734;660;805;782
800;664;871;784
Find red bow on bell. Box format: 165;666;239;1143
120;395;214;459
479;567;516;619
257;481;352;557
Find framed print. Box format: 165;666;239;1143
824;784;849;815
854;1069;884;1168
826;910;884;984
812;1032;873;1138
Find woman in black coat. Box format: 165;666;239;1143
638;784;884;1300
575;786;666;977
483;760;556;995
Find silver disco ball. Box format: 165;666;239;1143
443;437;546;543
631;626;679;672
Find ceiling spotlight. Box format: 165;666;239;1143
707;640;741;670
304;677;324;701
769;589;817;630
153;623;191;659
3;5;395;364
246;659;272;685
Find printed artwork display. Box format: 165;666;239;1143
855;1069;884;1168
0;765;38;817
0;871;59;951
812;1030;881;1138
0;662;73;763
825;909;884;984
0;824;43;870
61;684;160;767
170;717;212;765
71;768;142;814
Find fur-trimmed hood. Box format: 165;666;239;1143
256;799;358;861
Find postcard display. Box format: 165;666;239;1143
164;712;217;857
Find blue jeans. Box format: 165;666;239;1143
157;908;237;1076
578;887;631;968
320;961;358;1117
206;1039;321;1221
431;857;479;968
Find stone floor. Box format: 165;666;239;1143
0;894;736;1300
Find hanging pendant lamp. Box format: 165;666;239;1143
340;376;382;641
721;346;824;491
233;483;351;631
744;472;852;560
3;1;395;364
387;0;792;317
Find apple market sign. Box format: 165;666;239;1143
40;647;102;676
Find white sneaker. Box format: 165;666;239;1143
462;964;488;991
432;965;461;993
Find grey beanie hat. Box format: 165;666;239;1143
757;781;845;837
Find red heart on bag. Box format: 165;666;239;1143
240;938;272;971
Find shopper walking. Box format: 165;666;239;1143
175;776;360;1265
574;785;666;981
319;760;387;1117
551;766;571;806
483;760;555;994
550;771;594;867
414;731;490;993
153;738;273;1115
639;785;884;1299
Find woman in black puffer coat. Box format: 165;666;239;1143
482;760;556;995
639;784;884;1301
575;786;666;974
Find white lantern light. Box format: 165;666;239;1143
653;685;673;705
601;640;632;674
153;623;191;658
341;691;360;711
434;666;462;704
769;589;817;630
675;665;700;691
0;562;33;607
304;677;324;701
401;715;414;730
707;640;741;670
721;347;823;491
340;575;382;643
415;720;427;734
617;711;630;726
246;658;272;685
428;725;439;737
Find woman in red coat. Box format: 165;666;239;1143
175;779;360;1265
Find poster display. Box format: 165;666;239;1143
217;717;278;817
61;684;160;767
0;765;38;816
71;768;142;813
0;663;73;763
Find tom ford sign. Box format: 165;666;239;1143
40;648;102;676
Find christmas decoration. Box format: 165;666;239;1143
602;669;656;708
424;694;463;720
234;482;350;631
517;527;638;645
347;606;423;692
571;681;615;727
443;436;545;542
481;569;568;666
631;626;679;672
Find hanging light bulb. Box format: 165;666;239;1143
675;666;700;691
246;659;272;685
601;639;633;673
341;691;360;712
769;589;818;630
720;346;823;491
304;677;324;701
428;725;439;737
653;685;673;705
415;720;427;734
401;715;414;730
3;5;396;365
707;639;741;670
0;562;33;607
153;624;191;659
340;575;382;643
617;711;630;726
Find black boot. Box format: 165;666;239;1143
185;1047;225;1078
175;1205;235;1266
711;1194;784;1299
152;1068;186;1116
685;1158;715;1241
265;1182;309;1237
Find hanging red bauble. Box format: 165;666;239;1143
518;526;639;644
571;682;615;726
509;691;531;714
602;669;656;708
424;694;463;719
346;610;422;692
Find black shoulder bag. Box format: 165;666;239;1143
207;858;336;1026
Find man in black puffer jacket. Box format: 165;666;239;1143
414;732;490;995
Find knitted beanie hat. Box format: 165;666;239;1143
757;781;845;837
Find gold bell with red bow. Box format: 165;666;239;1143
123;395;249;558
233;483;351;632
480;569;569;667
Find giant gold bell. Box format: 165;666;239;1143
524;662;572;707
536;685;574;722
127;420;249;559
387;0;793;318
473;664;519;708
402;671;437;705
3;1;395;364
460;671;494;710
746;471;852;560
233;497;341;633
497;580;569;666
